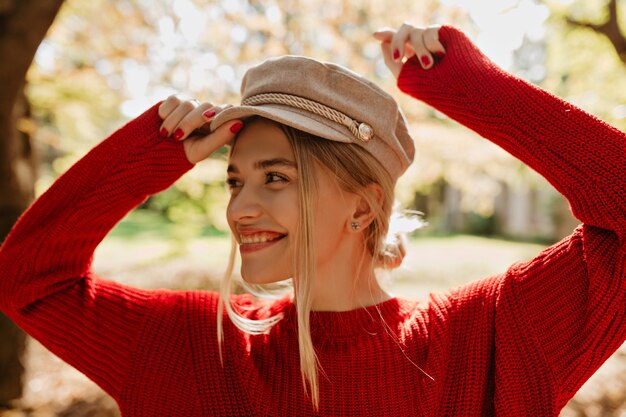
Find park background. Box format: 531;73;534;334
1;0;625;415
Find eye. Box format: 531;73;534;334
265;172;289;184
225;172;289;193
225;178;241;191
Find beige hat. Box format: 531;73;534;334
210;55;415;180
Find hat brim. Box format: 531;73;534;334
210;104;353;145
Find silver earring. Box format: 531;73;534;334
351;222;360;231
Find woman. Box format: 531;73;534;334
0;23;624;416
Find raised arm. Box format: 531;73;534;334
375;24;626;408
0;98;241;401
0;103;193;399
392;25;625;233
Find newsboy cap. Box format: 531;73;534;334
210;55;415;180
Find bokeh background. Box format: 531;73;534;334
1;0;625;415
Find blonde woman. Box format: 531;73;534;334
1;23;624;416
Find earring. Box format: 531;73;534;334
351;222;360;231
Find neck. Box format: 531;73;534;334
309;242;393;312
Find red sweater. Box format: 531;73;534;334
1;26;624;416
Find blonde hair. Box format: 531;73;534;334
217;117;419;410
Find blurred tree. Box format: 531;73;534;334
25;0;625;242
543;0;625;127
566;0;626;64
0;0;65;407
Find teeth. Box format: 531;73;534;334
240;233;284;244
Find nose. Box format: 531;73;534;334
227;184;264;223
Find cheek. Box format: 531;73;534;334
234;187;300;284
312;197;348;258
274;188;299;220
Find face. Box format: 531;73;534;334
226;118;354;284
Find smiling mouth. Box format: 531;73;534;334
239;234;287;254
239;233;287;245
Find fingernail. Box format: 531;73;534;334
230;122;243;134
173;128;184;140
203;110;216;119
393;49;400;60
421;55;431;67
434;51;446;60
160;128;169;137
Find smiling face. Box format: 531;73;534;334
226;117;354;285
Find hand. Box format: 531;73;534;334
158;95;243;164
373;24;446;79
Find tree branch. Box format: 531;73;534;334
566;0;626;65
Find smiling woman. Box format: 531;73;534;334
218;115;402;402
223;116;396;298
0;24;625;416
224;119;300;287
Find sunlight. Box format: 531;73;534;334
111;0;626;126
173;0;207;44
33;40;56;74
441;0;548;68
119;0;554;117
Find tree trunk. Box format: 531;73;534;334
0;0;65;407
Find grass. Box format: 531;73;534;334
392;234;547;299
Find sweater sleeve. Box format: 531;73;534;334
0;103;195;401
398;26;626;406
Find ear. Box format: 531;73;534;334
349;183;384;232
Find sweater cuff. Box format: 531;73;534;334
396;25;499;105
103;102;196;198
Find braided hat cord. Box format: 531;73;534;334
241;93;374;142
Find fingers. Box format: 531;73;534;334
423;26;446;56
391;23;413;63
183;119;243;164
158;95;244;164
408;29;434;69
158;95;219;140
378;37;403;79
372;24;446;73
372;29;393;42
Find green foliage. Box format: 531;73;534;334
27;0;626;237
543;0;626;131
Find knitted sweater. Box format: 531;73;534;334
1;26;624;416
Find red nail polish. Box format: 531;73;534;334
203;110;216;119
160;128;169;137
421;55;431;67
173;128;184;140
230;122;244;134
433;51;446;60
393;49;400;60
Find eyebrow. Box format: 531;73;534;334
227;158;297;174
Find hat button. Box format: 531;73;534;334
358;123;374;142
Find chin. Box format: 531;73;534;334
240;267;290;285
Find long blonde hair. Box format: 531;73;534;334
217;117;417;410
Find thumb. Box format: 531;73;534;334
184;119;244;164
